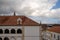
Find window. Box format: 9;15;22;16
4;29;9;34
58;36;60;40
11;29;15;34
17;29;22;34
54;34;55;38
0;37;2;40
0;29;3;34
17;18;22;25
4;37;9;40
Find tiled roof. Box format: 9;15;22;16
0;16;39;26
48;26;60;33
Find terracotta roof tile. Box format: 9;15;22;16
0;16;39;26
48;26;60;33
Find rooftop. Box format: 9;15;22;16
48;26;60;33
0;16;39;26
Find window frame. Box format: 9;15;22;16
0;29;3;34
17;29;22;34
4;29;9;34
11;29;16;34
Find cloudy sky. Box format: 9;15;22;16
0;0;60;24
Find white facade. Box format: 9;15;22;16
0;26;42;40
43;31;60;40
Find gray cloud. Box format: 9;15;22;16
0;0;23;15
0;0;58;16
0;0;60;24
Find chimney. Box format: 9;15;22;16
14;11;16;16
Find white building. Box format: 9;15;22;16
0;13;43;40
43;25;60;40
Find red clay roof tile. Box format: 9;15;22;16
48;26;60;33
0;16;39;26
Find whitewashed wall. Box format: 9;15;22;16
43;31;60;40
24;26;39;36
16;37;21;40
24;37;39;40
0;26;41;40
24;26;40;40
0;26;22;40
51;32;60;40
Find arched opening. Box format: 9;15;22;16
5;29;9;34
0;29;3;34
17;29;22;34
11;29;15;34
0;37;2;40
4;37;9;40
